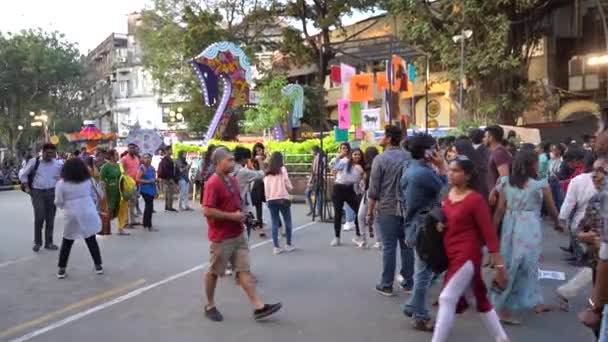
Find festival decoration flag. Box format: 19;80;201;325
350;74;374;102
335;127;348;142
331;65;341;83
338;99;351;129
376;73;388;90
350;102;362;125
355;127;365;140
361;108;381;131
340;63;356;84
408;63;417;82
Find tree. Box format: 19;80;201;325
0;29;84;160
386;0;564;124
278;1;377;86
244;75;293;131
137;0;282;134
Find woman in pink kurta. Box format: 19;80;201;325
432;156;510;342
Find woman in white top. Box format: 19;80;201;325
330;143;364;246
54;158;104;279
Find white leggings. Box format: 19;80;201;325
432;261;509;342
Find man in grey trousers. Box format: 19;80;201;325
19;143;62;252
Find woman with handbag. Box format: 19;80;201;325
54;158;104;279
264;152;295;255
432;156;510;342
137;153;158;231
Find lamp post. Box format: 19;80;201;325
452;29;473;120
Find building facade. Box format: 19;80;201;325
85;13;183;138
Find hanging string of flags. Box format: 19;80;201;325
330;58;416;142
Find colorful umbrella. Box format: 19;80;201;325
125;129;163;155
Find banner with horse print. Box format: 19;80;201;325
338;99;351;129
361;108;381;131
350;74;374;102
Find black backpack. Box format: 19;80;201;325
416;207;448;274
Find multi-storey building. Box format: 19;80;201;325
85;13;184;139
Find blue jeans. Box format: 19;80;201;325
345;203;356;222
377;213;414;289
305;186;322;215
402;251;434;321
267;199;293;248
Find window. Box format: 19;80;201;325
119;81;128;97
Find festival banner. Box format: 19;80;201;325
361;108;381;131
338;99;351;129
331;65;341;84
350;102;361;125
355;127;365;140
335;127;348;142
340;63;356;84
350;73;374;102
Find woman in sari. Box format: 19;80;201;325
99;149;129;235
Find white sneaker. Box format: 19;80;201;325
330;238;341;247
284;244;296;252
396;274;405;285
342;222;354;231
372;242;382;249
353;238;367;248
273;247;283;255
225;268;233;276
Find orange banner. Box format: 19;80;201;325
350;73;374;102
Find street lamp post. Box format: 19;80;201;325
453;29;473;120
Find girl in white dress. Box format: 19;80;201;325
55;158;104;279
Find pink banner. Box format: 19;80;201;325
338;99;351;129
355;127;364;140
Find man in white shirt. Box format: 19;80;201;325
19;143;62;252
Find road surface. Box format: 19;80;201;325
0;190;597;341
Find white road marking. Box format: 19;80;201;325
10;221;319;342
0;256;34;269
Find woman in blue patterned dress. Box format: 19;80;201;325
491;149;564;325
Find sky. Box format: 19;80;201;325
0;0;376;55
0;0;149;54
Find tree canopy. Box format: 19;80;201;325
387;0;562;123
0;29;84;160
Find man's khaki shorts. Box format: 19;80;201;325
208;234;250;276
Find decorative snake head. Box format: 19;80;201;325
189;60;218;107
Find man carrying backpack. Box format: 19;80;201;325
399;133;447;332
19;143;62;252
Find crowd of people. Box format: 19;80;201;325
16;122;608;337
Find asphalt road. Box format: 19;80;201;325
0;190;598;341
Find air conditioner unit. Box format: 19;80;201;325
569;57;585;76
118;129;129;138
119;57;127;63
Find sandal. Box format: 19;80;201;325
534;304;556;314
556;294;571;312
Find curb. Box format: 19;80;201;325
0;185;20;192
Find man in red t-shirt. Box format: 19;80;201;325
202;147;281;322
